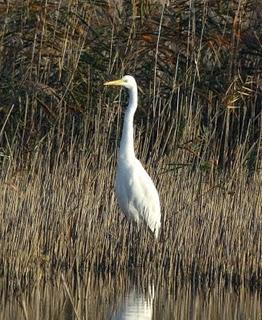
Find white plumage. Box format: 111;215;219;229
104;75;161;238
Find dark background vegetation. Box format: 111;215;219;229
0;0;261;171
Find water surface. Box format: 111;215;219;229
1;275;261;319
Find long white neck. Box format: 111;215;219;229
119;85;138;161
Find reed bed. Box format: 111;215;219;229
0;93;261;295
0;0;261;299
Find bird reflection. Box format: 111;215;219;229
111;286;154;320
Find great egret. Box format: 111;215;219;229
104;75;161;238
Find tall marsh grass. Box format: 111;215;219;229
1;94;261;294
0;0;261;294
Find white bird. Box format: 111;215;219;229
104;75;161;238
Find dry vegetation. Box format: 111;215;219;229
1;103;261;294
0;0;261;297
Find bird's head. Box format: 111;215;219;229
104;75;137;90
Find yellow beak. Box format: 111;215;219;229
104;79;125;86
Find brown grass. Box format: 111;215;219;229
0;93;261;295
0;0;261;299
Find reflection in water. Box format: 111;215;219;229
1;274;262;320
110;286;154;320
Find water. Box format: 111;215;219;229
1;274;261;319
